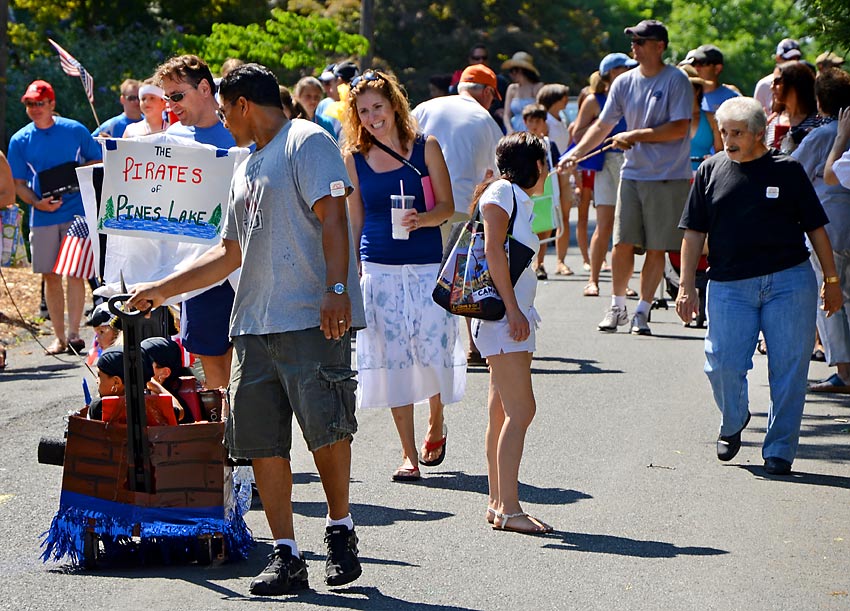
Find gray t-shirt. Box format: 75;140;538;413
792;119;850;250
599;64;693;181
222;118;365;336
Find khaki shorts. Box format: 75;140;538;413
30;220;74;274
226;328;357;459
613;179;690;251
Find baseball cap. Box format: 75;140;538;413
319;63;336;82
459;64;502;100
624;19;669;43
695;44;724;64
333;61;360;83
776;38;801;60
21;80;55;103
599;53;638;76
85;303;121;330
816;51;844;67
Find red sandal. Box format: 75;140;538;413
419;424;447;467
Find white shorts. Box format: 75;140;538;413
594;152;624;207
471;305;541;358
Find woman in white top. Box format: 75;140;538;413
471;132;552;535
123;82;168;137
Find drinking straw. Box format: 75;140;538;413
399;180;405;200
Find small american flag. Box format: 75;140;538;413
53;216;95;279
47;38;95;104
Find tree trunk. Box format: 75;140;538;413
0;0;8;148
360;0;374;70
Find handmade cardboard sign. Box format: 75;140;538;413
97;139;239;244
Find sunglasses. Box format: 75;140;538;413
470;55;488;61
350;70;383;89
163;86;196;103
631;38;658;46
24;100;47;107
125;95;140;102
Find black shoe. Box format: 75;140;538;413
716;412;751;461
249;545;309;596
324;525;362;587
764;457;792;475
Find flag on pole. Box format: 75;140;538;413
47;38;95;104
53;216;96;279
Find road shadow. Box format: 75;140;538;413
2;362;81;381
737;465;850;489
531;355;624;375
249;585;483;610
543;530;728;558
293;500;452;527
419;471;592;505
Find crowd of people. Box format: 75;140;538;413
2;16;850;596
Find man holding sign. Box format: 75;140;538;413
129;64;365;596
153;55;237;389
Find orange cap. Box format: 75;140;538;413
459;65;501;100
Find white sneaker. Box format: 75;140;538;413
630;311;652;335
598;305;628;332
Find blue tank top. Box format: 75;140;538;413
690;111;714;171
510;96;537;132
354;135;442;265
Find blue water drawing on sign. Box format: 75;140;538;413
103;217;218;240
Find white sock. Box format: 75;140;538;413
635;300;651;315
274;538;299;557
611;295;626;309
326;513;354;530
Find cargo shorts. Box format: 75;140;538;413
226;328;357;460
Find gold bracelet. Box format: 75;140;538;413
824;276;840;284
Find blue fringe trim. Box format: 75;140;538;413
40;491;254;566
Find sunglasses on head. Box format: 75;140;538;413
24;100;47;107
350;70;383;90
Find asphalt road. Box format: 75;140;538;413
1;245;849;611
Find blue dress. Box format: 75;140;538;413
510;96;537;132
354;136;442;265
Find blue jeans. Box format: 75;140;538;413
704;261;817;463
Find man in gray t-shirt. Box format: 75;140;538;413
130;64;364;596
560;19;693;336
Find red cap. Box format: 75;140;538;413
459;65;501;100
21;80;55;103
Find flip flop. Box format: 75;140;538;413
67;337;86;355
583;282;599;297
419;424;447;467
492;511;553;535
807;373;850;394
391;465;421;482
44;339;68;356
625;287;638;298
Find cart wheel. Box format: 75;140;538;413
196;534;225;565
82;531;99;569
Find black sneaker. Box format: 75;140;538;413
249;545;309;596
324;525;362;586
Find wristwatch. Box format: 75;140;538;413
326;282;347;295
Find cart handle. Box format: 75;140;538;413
107;293;151;321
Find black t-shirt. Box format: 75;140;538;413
680;149;828;281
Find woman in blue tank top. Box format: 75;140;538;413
343;70;466;482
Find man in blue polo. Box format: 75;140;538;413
91;79;142;138
681;45;739;112
8;80;102;355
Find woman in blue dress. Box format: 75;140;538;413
343;70;466;481
501;52;543;134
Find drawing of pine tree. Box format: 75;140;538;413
210;203;222;233
98;196;115;230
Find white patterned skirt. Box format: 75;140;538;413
356;261;467;409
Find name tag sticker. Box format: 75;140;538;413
330;180;346;197
766;186;779;199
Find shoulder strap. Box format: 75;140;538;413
507;187;519;235
370;138;423;177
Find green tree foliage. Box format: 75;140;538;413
667;0;813;94
189;8;368;83
801;0;850;57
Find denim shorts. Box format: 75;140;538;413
226;328;357;459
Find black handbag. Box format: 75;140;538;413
433;188;534;320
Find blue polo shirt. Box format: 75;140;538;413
92;112;141;138
8;117;103;227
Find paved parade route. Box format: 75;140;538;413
1;245;849;611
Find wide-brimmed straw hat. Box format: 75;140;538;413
501;52;540;77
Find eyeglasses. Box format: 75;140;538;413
631;38;652;46
350;70;383;90
691;61;708;67
125;95;139;102
24;100;47;108
163;86;196;103
470;55;488;61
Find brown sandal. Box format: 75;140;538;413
44;338;68;355
583;282;599;297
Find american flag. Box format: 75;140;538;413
47;38;95;104
53;216;95;279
